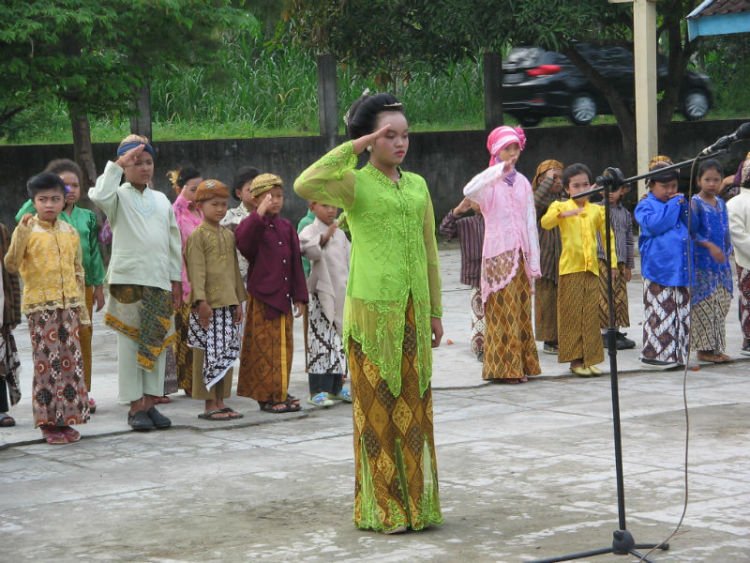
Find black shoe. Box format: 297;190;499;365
616;332;636;350
128;410;155;431
640;358;678;368
147;406;172;429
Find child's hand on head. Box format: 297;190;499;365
256;193;273;216
116;144;144;169
353;124;392;155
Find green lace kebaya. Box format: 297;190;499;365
294;141;442;397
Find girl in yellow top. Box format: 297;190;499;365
541;163;617;376
4;173;90;444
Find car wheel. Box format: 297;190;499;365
570;94;597;126
518;114;542;127
682;89;710;121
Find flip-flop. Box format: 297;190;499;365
198;409;231;421
219;407;244;419
154;395;172;404
0;413;16;427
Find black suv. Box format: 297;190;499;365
502;44;713;126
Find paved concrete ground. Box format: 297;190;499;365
1;244;749;562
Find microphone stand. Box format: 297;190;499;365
531;149;727;563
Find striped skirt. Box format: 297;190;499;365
598;260;630;329
558;272;604;367
641;279;690;364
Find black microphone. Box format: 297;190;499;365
701;122;750;155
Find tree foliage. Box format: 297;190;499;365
287;0;704;169
0;1;258;185
1;1;255;126
286;0;513;86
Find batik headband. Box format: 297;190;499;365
117;141;156;158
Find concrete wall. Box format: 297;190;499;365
1;118;749;229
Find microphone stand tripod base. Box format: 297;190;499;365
530;179;670;563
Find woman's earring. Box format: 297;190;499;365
366;145;372;152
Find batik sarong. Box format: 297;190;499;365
641;279;690;364
349;299;442;533
558;271;604;367
692;286;731;353
163;345;179;395
534;277;558;343
737;265;750;347
174;301;193;394
483;270;540;380
0;327;21;406
188;305;240;390
28;308;89;427
236;295;293;404
307;294;346;376
598;260;630;329
470;287;485;360
105;285;175;370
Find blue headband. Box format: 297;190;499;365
117;141;156;158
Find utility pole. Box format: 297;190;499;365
610;0;658;198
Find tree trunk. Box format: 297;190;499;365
483;51;504;130
130;84;153;141
69;105;97;199
316;53;338;150
563;46;637;172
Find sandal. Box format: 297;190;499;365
60;426;81;443
261;401;301;414
286;394;301;407
697;351;725;364
492;377;528;384
41;426;67;445
153;395;172;404
219;407;244;419
198;409;232;421
0;412;15;427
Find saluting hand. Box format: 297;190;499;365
256;193;273;217
352;124;392;155
116;144;145;169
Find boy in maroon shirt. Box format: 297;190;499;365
235;173;308;413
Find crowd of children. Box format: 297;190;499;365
449;126;743;380
4;91;750;544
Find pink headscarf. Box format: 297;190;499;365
486;126;526;167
